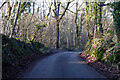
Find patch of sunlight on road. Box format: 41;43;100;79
68;61;87;64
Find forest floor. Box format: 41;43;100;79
78;52;120;79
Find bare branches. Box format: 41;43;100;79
19;2;28;14
46;2;53;19
0;1;7;9
58;2;71;21
78;2;84;9
61;2;84;14
61;4;75;14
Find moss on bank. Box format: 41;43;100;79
85;38;120;70
2;35;50;78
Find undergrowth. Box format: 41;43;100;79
2;35;50;78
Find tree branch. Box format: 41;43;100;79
0;1;7;9
58;2;71;21
61;2;84;14
61;4;75;14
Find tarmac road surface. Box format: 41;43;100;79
24;51;105;78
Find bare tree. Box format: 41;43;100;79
53;0;71;48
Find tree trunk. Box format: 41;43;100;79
75;2;79;48
7;1;10;17
33;2;35;14
10;1;21;37
56;21;59;48
113;2;120;42
98;2;103;37
55;1;60;49
54;1;70;48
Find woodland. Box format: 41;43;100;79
0;0;120;78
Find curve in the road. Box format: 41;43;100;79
24;51;105;78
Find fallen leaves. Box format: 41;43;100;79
78;52;120;79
